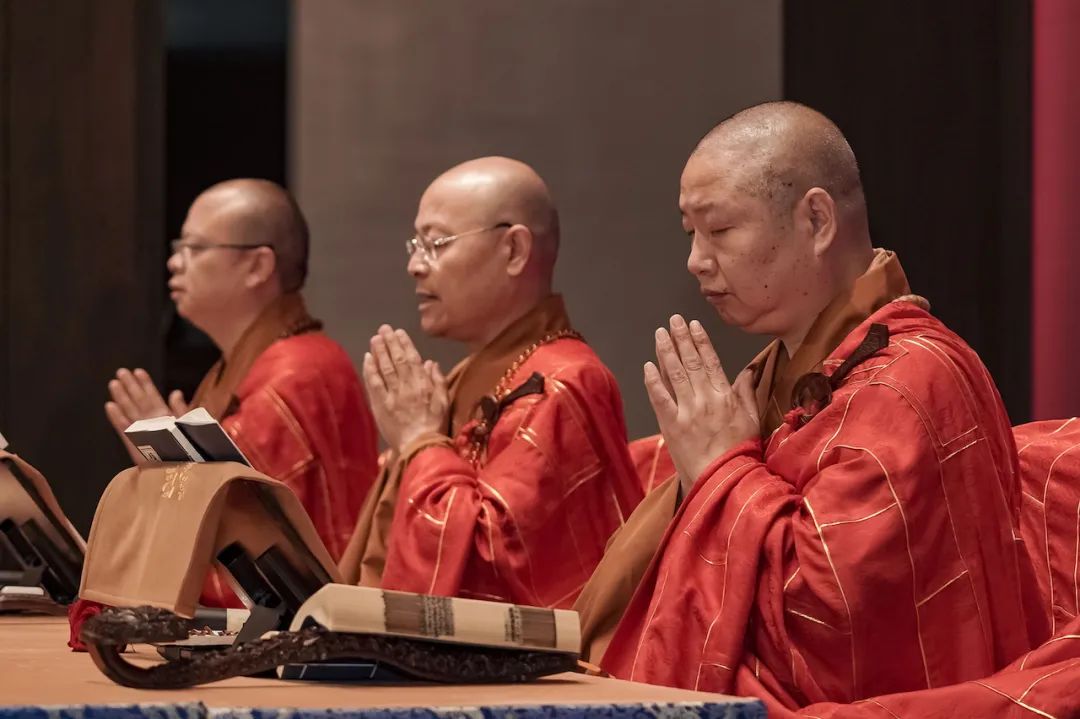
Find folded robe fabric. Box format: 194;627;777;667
79;461;341;618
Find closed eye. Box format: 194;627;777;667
710;227;733;236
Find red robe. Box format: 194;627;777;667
602;301;1059;716
380;336;644;607
1015;418;1080;632
197;331;379;606
772;418;1080;716
219;332;377;560
629;434;677;495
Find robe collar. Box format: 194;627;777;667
446;294;573;436
190;292;321;420
751;248;911;435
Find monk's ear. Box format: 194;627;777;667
244;246;278;289
801;187;838;256
504;224;533;277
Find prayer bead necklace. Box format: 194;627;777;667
466;328;585;465
491;328;584;401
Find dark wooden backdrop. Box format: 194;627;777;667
0;0;165;533
784;0;1033;422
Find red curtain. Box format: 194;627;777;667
1032;0;1080;419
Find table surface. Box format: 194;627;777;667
0;616;763;716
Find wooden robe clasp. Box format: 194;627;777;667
791;323;890;426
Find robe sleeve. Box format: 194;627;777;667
221;376;376;560
606;381;1032;703
381;372;624;608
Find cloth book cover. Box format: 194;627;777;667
80;463;340;618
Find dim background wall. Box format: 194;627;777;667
292;0;783;438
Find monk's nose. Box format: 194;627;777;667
407;250;430;277
687;240;716;277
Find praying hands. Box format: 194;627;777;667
363;325;449;452
643;314;759;495
104;368;190;464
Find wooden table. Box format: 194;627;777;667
0;617;765;719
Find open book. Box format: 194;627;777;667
125;408;250;465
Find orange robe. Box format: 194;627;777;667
601;300;1056;716
342;295;644;608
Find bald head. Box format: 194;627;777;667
424;157;560;270
410;157;562;346
196;179;309;292
693;101;865;220
680;102;878;347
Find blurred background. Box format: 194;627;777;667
1;0;1076;534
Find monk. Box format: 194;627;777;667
70;180;378;645
583;103;1080;717
340;157;643;609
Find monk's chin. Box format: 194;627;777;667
716;311;777;337
711;306;746;329
173;302;210;334
418;315;447;339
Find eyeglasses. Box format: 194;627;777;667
406;223;512;263
170;239;274;257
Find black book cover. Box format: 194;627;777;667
175;409;250;465
124;427;199;463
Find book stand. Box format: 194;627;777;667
78;462;579;689
0;458;84;612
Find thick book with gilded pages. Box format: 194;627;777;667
274;583;579;682
290;583;580;654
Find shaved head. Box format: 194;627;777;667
423;156;560;268
196;178;309;292
693;101;865;219
680;102;876;348
410;157;561;346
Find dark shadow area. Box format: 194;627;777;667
784;0;1032;421
163;0;289;398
